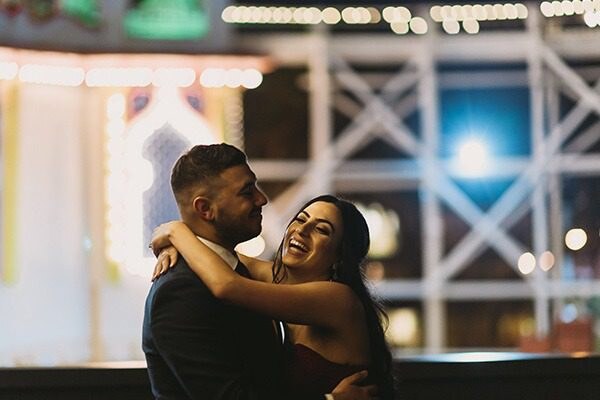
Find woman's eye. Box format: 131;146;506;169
316;227;330;235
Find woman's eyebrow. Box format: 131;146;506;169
300;210;336;232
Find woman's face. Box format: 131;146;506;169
282;201;344;280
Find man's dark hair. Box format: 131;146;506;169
170;143;247;201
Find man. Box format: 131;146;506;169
142;143;372;400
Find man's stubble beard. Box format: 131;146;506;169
212;212;261;249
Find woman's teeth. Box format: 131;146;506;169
289;239;308;252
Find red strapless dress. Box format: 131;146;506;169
285;343;367;399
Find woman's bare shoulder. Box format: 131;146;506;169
237;254;274;282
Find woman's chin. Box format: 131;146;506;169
282;254;304;268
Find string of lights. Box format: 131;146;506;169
222;3;600;34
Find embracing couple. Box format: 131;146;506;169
142;143;395;400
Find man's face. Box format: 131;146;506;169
210;164;268;248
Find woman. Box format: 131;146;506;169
151;195;395;399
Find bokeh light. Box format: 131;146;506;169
565;228;587;251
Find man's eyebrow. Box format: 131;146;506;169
299;210;336;232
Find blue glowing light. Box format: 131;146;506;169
455;137;490;177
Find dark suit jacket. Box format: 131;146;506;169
142;258;284;400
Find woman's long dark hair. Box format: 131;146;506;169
272;195;395;399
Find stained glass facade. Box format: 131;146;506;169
142;124;190;256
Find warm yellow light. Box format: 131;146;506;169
260;7;274;24
584;10;600;27
383;6;411;23
292;7;305;24
540;1;554;16
430;5;443;22
279;7;293;23
341;7;358;24
494;4;507;19
440;5;454;20
443;19;460;34
452;5;463;20
356;202;400;259
552;0;565;17
463;18;480;34
390;21;409;34
106;94;126;119
241;68;263;89
221;5;235;22
504;3;519;19
305;7;322;24
86;67;152;87
469;4;483;20
200;68;225;87
106;119;126;137
462;4;474;19
539;251;555;272
322;7;341;24
562;1;575;15
516;3;529;18
573;0;585;14
19;64;84;86
387;308;419;347
518;252;536;275
484;4;497;20
364;261;386;282
152;67;196;88
0;61;18;80
367;7;381;23
565;228;587;250
240;6;253;23
409;17;428;34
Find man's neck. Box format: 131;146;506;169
186;224;235;253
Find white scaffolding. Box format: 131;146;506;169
239;6;600;351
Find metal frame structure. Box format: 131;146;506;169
239;6;600;351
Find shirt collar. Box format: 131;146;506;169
197;236;238;270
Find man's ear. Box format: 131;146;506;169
192;196;214;221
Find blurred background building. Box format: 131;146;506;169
0;0;599;366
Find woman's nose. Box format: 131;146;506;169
295;224;309;236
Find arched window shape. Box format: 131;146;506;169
142;126;189;257
105;86;216;278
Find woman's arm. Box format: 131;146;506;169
237;254;273;283
152;222;362;329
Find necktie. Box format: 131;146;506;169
235;260;285;344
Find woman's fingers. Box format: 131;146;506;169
341;370;368;385
164;246;178;267
151;247;179;281
161;255;170;273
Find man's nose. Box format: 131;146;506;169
255;187;268;207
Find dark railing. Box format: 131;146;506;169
1;353;600;399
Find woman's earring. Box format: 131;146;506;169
330;262;339;281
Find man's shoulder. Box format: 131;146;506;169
149;258;208;294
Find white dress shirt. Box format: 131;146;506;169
196;236;238;270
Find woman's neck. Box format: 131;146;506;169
283;267;330;285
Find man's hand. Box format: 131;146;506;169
331;370;377;400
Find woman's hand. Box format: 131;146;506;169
331;370;377;400
152;246;179;281
150;221;184;257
